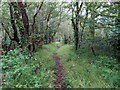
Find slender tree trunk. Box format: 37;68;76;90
3;33;7;51
0;29;2;56
75;2;79;50
71;2;83;50
31;1;44;51
0;28;2;87
9;3;19;43
38;15;41;34
18;1;29;41
90;28;96;56
51;32;56;42
90;8;96;56
45;13;51;44
115;2;120;61
71;2;79;50
71;5;77;50
32;1;44;35
80;5;88;43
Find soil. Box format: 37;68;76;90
52;45;67;88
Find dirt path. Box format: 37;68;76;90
52;45;67;88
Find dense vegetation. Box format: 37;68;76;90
0;1;120;88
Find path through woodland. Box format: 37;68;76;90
1;1;119;88
52;45;67;88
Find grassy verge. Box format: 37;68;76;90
57;44;118;88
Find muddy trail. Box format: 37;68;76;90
52;45;67;88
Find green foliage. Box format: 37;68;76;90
95;56;118;69
57;45;119;88
1;44;57;88
1;43;119;88
1;1;120;88
94;56;119;87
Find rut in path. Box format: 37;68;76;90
52;46;67;88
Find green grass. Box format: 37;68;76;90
57;44;118;88
2;43;119;88
35;43;56;68
33;43;57;88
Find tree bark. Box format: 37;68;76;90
0;29;2;56
45;13;51;44
31;1;44;51
75;2;79;50
80;4;88;42
71;2;83;50
32;1;44;34
9;3;19;43
18;1;29;40
90;6;96;56
38;15;41;34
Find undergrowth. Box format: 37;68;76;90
1;43;119;88
57;44;119;88
1;43;56;88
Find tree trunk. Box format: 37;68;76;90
75;2;79;50
71;2;83;50
45;13;51;44
0;29;2;56
115;2;120;61
18;1;29;41
31;2;44;51
90;8;96;56
38;16;41;34
9;3;19;43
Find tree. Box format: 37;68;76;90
9;3;19;43
18;1;29;41
0;25;2;56
71;1;83;50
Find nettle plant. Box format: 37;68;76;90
1;48;51;88
2;48;29;70
94;56;119;87
96;56;118;69
2;49;30;87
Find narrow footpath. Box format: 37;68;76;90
52;45;67;88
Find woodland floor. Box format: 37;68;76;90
39;42;116;88
52;46;67;88
2;42;118;88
